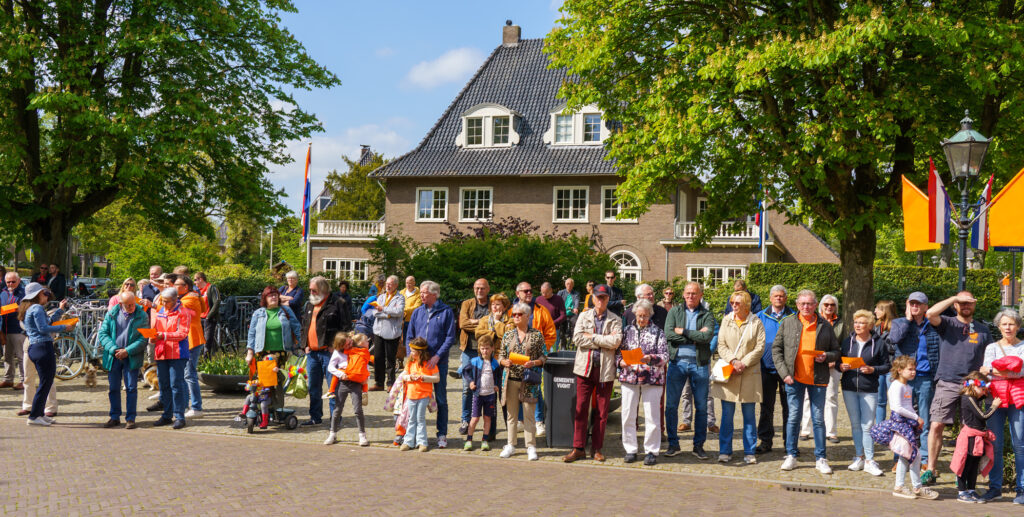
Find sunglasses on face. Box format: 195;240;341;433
512;313;525;317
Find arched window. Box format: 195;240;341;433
611;251;641;282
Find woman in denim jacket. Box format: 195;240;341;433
18;283;73;426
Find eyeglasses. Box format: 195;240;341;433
511;313;525;317
605;276;615;279
664;291;673;295
823;303;836;307
519;289;532;294
5;281;18;285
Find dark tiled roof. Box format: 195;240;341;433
372;39;616;178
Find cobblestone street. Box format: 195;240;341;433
0;368;1006;515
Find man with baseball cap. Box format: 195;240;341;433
885;292;940;466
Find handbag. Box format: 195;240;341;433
523;366;542;386
710;358;732;383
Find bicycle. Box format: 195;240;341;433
52;301;108;380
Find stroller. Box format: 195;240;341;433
235;354;299;433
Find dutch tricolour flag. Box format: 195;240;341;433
927;158;950;245
300;144;311;244
970;175;994;251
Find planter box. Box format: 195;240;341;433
198;373;248;394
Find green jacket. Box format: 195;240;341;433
99;304;149;371
664;304;717;365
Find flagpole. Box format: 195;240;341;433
761;208;767;263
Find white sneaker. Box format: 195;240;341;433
816;458;833;475
718;454;731;463
184;409;202;419
781;455;798;471
864;459;884;476
535;421;546;437
358;433;369;446
743;455;757;465
27;417;50;426
848;457;865;471
500;445;516;458
41;416;55;425
527;446;538;461
436;435;448;449
323;432;336;445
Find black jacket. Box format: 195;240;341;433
299;292;352;352
835;331;891;393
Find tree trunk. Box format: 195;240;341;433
838;226;877;330
939;240;953;268
29;216;73;273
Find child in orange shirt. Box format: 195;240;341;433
325;333;371;407
324;333;371;446
399;337;439;452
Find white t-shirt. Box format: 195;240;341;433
327;350;349;379
888;379;918;421
478;360;496;396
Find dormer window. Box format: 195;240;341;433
456;103;521;148
544;103;608;145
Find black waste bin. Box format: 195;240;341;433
543;350;578;448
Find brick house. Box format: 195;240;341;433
308;24;837;284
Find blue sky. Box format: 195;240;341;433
271;0;565;216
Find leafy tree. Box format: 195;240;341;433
319;151;387;221
270;215;306;272
0;1;339;271
224;208;263;269
546;1;1024;319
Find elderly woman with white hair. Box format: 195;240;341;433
800;293;843;443
278;270;305;317
617;299;668;466
150;287;194;429
98;291;150;429
497;301;547;460
713;291;766;465
979;309;1024;503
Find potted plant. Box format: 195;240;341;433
197;353;249;393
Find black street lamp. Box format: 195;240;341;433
940;111;991;292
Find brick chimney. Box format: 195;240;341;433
502;20;520;47
358;144;372;166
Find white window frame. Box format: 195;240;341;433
555;114;573;143
610;250;642;282
455;103;521;148
323;258;368;281
676;188;687;221
686;265;747;287
583;113;603;143
600;185;636;223
552;186;589;223
459;187;493;222
415;187;448;222
492;116;510;145
697;196;709;215
544;103;608;146
465;117;483;146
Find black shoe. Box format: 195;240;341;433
624;453;637;463
755;443;773;455
458;421;469;436
827;435;840;444
643;453;657;466
153;417;173;427
664;445;682;457
692;446;709;460
300;419;321;427
103;419;121;428
448;371;461;379
172;419;186;430
147;401;164;412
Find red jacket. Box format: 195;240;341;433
151;303;192;360
344;347;371;384
951;427;996;477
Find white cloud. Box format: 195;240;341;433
374;47;395;58
404;47;485;89
268;122;413;213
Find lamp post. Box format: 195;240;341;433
940;111;991;292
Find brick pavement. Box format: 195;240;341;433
0;365;1014;514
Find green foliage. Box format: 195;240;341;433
319;152;387;221
748;263;1003;317
367;224;418;277
271;216;306;272
0;1;339;265
197;353;248;375
205;265;274;298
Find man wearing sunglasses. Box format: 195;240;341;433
603;270;625;316
1;272;26;390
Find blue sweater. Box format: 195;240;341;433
405;300;457;359
757;306;795;373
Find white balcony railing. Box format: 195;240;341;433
674;220;761;242
315;219;385;238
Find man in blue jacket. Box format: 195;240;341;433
1;272;26;390
755;284;795;454
886;291;939;466
405;280;457;448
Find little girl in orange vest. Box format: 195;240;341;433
323;333;371;446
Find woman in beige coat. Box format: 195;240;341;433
711;290;765;464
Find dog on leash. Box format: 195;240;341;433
83;364;98;388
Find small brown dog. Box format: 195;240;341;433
84;364;97;388
142;363;160;394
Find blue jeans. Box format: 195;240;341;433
435;357;449;437
665;359;709;448
306;349;335;423
183;344;203;411
157;358;187;421
841;390;877;459
987;405;1024;494
403;397;430;448
719;400;757;456
27;341;55;420
785;381;826;459
108;357;139;422
875;375;888;424
909;372;935;462
460;349;478;424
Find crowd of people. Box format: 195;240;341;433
2;264;1023;504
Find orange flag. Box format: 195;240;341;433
902;175;941;252
989;166;1024;248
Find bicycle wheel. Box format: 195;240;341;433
219;325;239;355
55;337;87;380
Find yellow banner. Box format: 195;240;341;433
990;166;1024;247
902;176;940;251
